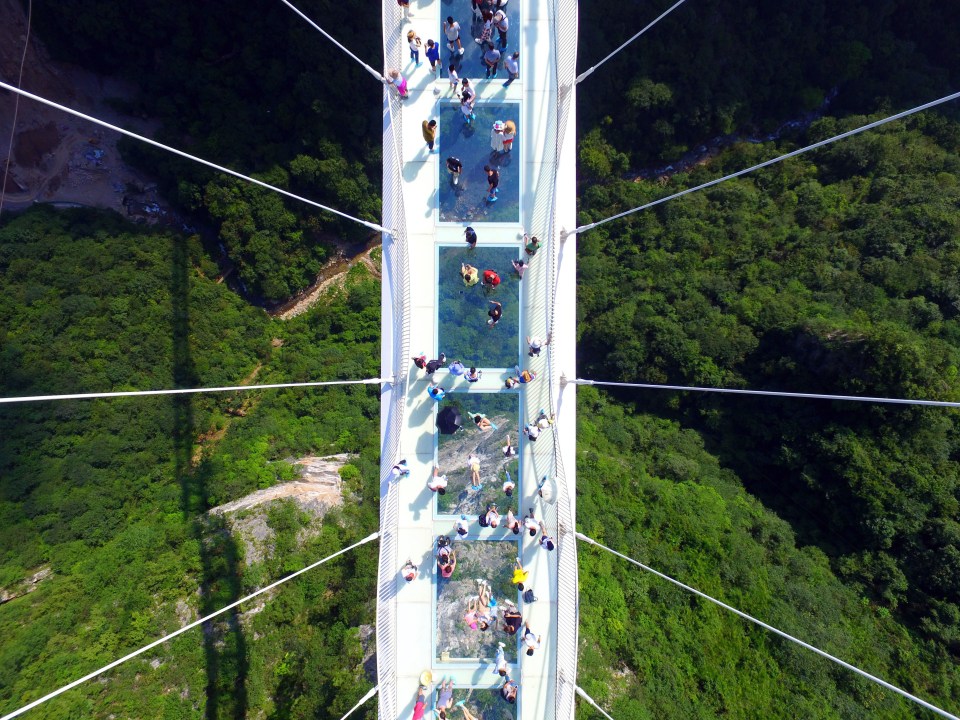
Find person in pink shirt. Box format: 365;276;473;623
412;685;428;720
388;69;409;99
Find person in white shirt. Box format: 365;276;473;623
503;51;519;86
493;9;509;48
455;513;470;537
522;622;542;656
443;16;465;55
523;509;539;537
427;466;449;494
502;469;516;497
492;641;509;676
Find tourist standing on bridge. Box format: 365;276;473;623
448;157;463;186
493;9;509;48
398;0;414;18
527;333;550;356
475;10;494;46
500;676;518;704
522;622;542;656
425;39;440;72
483;43;501;79
487;300;503;326
460;78;476;104
511;558;529;591
490;120;505;154
502;603;522;634
426;353;447;374
412;685;429;720
391;459;410;478
402;559;418;582
449;359;466;376
463;225;477;247
428;466;449;494
524;234;541;256
448;64;460;93
436;678;456;716
412;353;427;370
444;16;466;55
422;119;438;152
503;435;517;458
461;263;479;286
511;257;527;279
523;422;540;442
503;52;519;86
505;508;521;534
428;382;446;402
387;69;408;100
501;119;516;151
524;508;539;536
538;521;556;551
482;269;501;288
455;513;470;537
460;94;476;125
466;366;482;382
492;641;509;676
503;469;516;496
484;165;500;202
407;30;423;66
468;453;482;487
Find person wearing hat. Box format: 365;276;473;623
490;120;505;154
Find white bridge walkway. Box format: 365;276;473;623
377;0;579;716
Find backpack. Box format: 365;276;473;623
523;589;537;603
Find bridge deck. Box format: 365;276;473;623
380;0;578;715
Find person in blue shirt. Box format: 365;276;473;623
425;39;441;72
428;382;446;401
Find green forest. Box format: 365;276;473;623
2;0;960;717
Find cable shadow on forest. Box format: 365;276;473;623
171;233;249;719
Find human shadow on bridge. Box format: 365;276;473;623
171;233;249;719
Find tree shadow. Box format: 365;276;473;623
171;233;249;719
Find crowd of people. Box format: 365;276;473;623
387;0;521;210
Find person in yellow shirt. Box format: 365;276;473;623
511;558;529;590
422;118;438;152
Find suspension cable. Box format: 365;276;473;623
575;685;616;720
0;0;32;221
574;379;960;409
0;81;389;234
0;378;385;405
338;685;379;720
576;532;960;720
568;89;960;236
278;0;384;83
0;532;380;720
575;0;687;85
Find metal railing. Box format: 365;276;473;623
376;1;413;716
548;0;580;716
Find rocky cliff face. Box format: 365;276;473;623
435;540;519;663
438;415;519;516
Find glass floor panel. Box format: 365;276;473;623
438;245;520;367
436;539;519;662
437;393;520;516
438;103;520;223
438;0;521;81
446;689;516;719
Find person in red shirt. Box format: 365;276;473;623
482;269;500;287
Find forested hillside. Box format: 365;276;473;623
0;208;380;719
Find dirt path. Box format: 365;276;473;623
0;0;162;215
274;245;381;321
